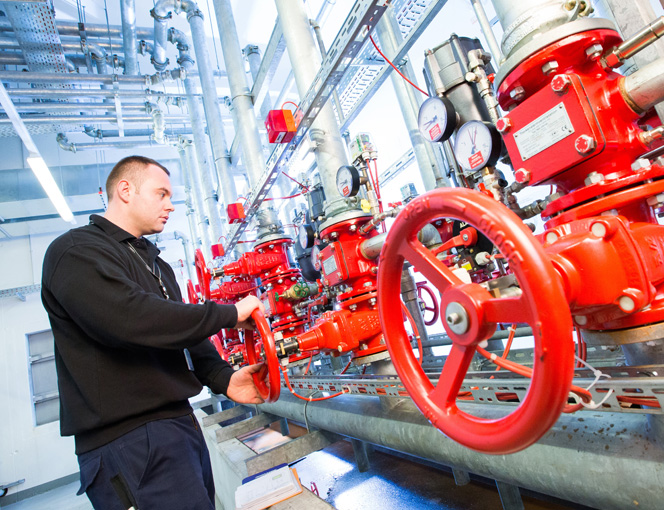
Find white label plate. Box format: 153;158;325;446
513;103;575;161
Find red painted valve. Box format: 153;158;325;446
194;249;211;301
244;310;280;403
416;282;439;326
186;279;199;304
378;188;574;454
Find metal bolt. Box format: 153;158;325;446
541;60;559;75
551;74;572;93
646;193;664;206
514;168;531;184
585;43;603;61
350;304;357;311
462;234;469;242
575;134;597;155
584;171;604;186
509;86;526;102
619;295;636;313
444;302;470;335
278;278;283;284
447;313;462;325
574;315;588;326
631;158;651;172
545;231;559;244
590;221;607;238
496;117;512;134
369;298;377;306
350;225;357;232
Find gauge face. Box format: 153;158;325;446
417;96;457;142
336;165;361;198
453;120;502;173
299;224;315;250
311;244;322;271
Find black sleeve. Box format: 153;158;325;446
45;243;238;350
188;340;236;395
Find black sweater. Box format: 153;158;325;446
41;215;237;454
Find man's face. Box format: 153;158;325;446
129;164;174;236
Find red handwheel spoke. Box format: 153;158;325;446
428;344;476;408
244;310;280;403
402;238;463;293
482;295;534;326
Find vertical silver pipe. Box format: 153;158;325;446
187;10;238;211
184;77;225;245
174;231;196;284
213;0;265;187
469;0;503;63
178;141;202;249
184;140;213;255
120;0;140;75
375;11;445;191
274;0;349;214
151;9;170;70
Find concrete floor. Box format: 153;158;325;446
0;482;92;510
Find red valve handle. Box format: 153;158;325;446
416;282;439;326
378;188;574;454
186;279;199;304
243;310;280;403
194;249;211;301
431;226;478;256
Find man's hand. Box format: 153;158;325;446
226;364;266;404
234;295;265;329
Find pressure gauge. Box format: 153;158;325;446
453;120;502;173
417;96;457;142
299;224;315;250
336;165;361;198
311;244;322;272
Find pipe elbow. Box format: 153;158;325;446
56;133;76;153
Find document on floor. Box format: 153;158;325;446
235;465;303;510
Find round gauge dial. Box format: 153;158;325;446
311;244;322;272
453;120;502;173
336;165;361;198
417;96;457;142
299;224;315;250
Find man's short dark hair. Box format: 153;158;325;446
106;156;170;201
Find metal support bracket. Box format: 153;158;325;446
202;405;252;427
215;412;279;443
495;480;524;510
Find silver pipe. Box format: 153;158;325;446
0;114;189;124
359;232;387;260
7;103;146;112
151;108;166;144
56;133;162;152
214;0;265;187
260;393;664;510
83;127;192;139
120;0;140;75
7;89;195;99
150;7;171;71
0;20;154;39
179;142;202;253
0;70;147;85
168;28;195;69
622;56;664;112
174;230;195;284
310;20;344;124
274;0;350;216
183;140;212;256
375;10;440;192
421;326;532;348
469;0;503;63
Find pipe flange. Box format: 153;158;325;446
149;8;172;21
150;56;169;72
581;322;664;346
186;8;204;22
351;349;391;366
318;208;370;233
495;18;616;90
253;233;291;248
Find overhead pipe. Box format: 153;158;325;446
152;0;237;215
0;70;182;86
260;393;664;510
7;89;196;99
0;20;154;39
83;126;192;139
120;0;140;75
274;0;351;218
167;25;225;245
56;133;166;153
7;103;147;112
0;114;189;125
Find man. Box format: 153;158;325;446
42;155;265;510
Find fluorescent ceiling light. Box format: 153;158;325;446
0;81;75;224
27;156;75;224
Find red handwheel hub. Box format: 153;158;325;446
244;310;280;403
378;188;574;454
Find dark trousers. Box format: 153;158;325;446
76;414;215;510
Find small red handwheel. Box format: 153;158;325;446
187;279;199;304
416;282;440;326
378;188;574;454
194;249;211;301
244;310;280;403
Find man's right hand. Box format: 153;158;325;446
234;295;265;329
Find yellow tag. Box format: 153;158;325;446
360;199;371;213
462;262;472;271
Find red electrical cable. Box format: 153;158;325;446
340;360;352;375
265;192;304;201
281;366;347;401
303;353;314;376
281;100;299;111
282;171;309;191
490;324;516;377
368;34;429;97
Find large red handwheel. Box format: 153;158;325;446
378;188;574;454
243;310;280;403
416;282;439;326
194;249;211;301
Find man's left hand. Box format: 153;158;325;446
226;364;266;404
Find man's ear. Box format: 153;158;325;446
116;179;132;203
